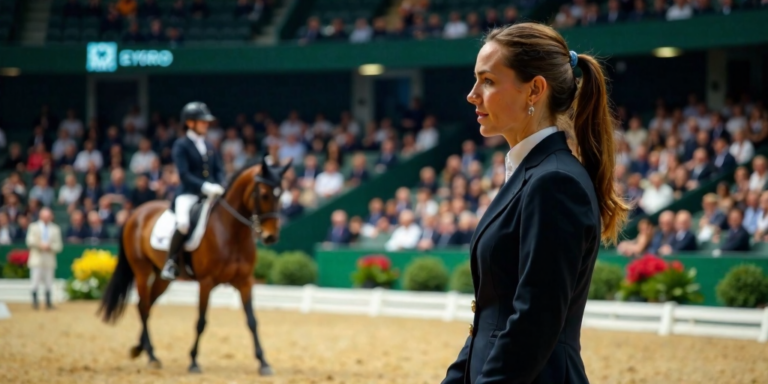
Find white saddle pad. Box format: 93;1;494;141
149;198;214;252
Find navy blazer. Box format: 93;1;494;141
172;135;225;196
721;226;751;252
443;132;599;384
670;231;698;252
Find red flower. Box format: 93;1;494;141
7;249;29;266
625;254;667;283
671;260;684;272
358;255;392;271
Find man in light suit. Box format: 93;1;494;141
25;208;63;310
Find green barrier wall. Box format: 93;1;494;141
315;247;768;307
1;12;766;74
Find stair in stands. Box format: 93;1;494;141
18;0;52;45
254;0;295;45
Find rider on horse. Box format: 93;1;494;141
160;102;225;281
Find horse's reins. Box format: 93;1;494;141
216;175;281;236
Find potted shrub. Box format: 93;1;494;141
351;254;399;288
66;249;118;300
253;249;279;284
588;261;623;300
270;251;317;286
2;249;30;279
716;264;768;308
403;256;449;292
449;261;473;294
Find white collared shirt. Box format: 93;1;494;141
186;130;207;156
505;126;558;181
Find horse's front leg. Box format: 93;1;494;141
235;278;273;376
189;278;214;373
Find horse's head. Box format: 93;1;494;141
249;155;292;245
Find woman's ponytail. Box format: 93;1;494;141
573;54;629;245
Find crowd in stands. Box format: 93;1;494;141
297;0;767;44
323;92;768;255
57;0;272;44
0;98;439;245
552;0;766;28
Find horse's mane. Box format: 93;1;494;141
224;158;260;194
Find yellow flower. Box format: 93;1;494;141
71;249;118;281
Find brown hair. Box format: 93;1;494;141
485;23;629;244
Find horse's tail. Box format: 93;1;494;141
98;227;134;324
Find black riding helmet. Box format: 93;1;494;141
180;101;215;124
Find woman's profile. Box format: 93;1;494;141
441;22;629;384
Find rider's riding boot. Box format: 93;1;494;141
160;229;185;281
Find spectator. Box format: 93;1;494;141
26;208;63;310
167;26;185;47
730;129;755;164
190;0;210;19
385;210;421;251
279;111;303;138
754;191;768;242
347;152;370;187
0;212;17;244
1;193;22;223
455;212;476;245
51;129;76;161
374;139;398;173
278;134;306;164
27;143;49;173
628;0;648;20
123;106;147;133
326;209;351;244
416;215;439;251
123;20;146;43
314;160;344;198
29;175;55;207
59;109;84;138
2;143;25;172
169;0;186;20
617;218;654;257
415;116;439;151
298;17;323;44
688;148;714;185
731;166;751;203
742;191;762;234
74;140;104;172
65;210;90;243
694;0;715;15
666;0;693;20
718;208;751;251
62;0;83;18
123;122;143;149
648;210;675;254
116;0;138;17
129;174;156;207
130;138;158;174
104;168;129;203
146;19;166;43
85;210;109;242
600;0;625;23
639;173;674;214
281;187;304;220
350;18;373;43
503;6;519;24
659;210;698;255
443;11;468;39
96;197;115;224
749;155;768;192
414;188;438;219
366;198;384;226
371;17;388;40
138;0;162;19
58;173;82;207
434;214;462;248
57;143;78;170
712;137;737;174
726;105;748;135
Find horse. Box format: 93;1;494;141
98;156;291;375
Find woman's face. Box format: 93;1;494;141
468;42;531;139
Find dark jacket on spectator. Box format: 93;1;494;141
281;202;304;219
710;124;731;143
56;153;77;169
81;186;103;205
690;164;715;182
86;226;110;241
130;187;157;207
682;138;699;162
434;230;463;248
2;154;25;171
713;151;737;174
348;169;370;185
670;231;697;252
65;224;91;241
721;226;751;251
376;152;398;169
649;231;674;255
326;225;351;244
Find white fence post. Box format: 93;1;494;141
658;301;677;336
368;287;383;317
443;291;458;322
300;284;315;314
758;307;768;343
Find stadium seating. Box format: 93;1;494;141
0;0;18;43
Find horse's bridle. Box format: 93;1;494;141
217;175;282;236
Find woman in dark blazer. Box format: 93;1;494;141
442;23;629;384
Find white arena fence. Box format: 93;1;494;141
1;279;767;343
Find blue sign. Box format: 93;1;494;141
86;42;118;73
86;42;174;72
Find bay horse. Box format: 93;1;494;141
98;156;291;375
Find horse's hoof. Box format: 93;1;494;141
148;359;162;369
188;364;202;374
259;366;274;376
129;346;142;359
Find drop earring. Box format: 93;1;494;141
528;105;535;115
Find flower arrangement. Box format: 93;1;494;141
66;249;118;300
2;249;30;279
351;254;399;288
618;254;703;304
